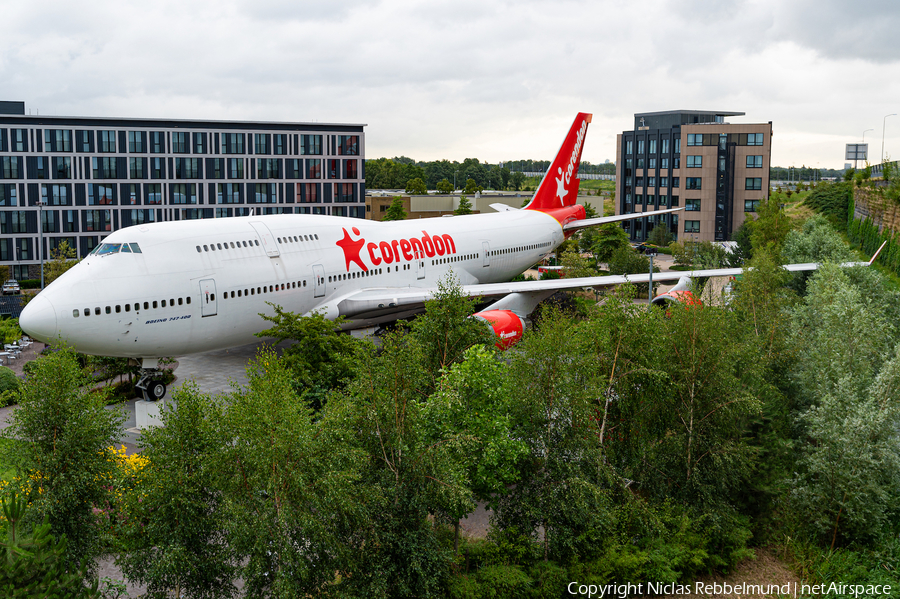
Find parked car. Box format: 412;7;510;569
2;280;20;295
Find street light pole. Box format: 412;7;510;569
39;199;45;289
883;114;897;164
861;129;874;170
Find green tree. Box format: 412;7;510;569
116;382;236;599
749;195;792;255
436;178;453;194
422;346;527;550
585;223;630;265
781;214;854;265
494;310;612;563
2;347;123;574
382;196;407;221
45;240;78;285
500;167;511;189
409;276;495;391
0;493;100;598
510;171;525;191
405;177;427;195
337;332;470;597
255;306;361;411
454;195;473;216
214;350;366;597
646;224;673;247
791;348;900;548
607;245;656;296
464;178;482;195
559;246;594;279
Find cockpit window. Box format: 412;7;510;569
97;243;122;255
129;243;142;253
120;244;132;253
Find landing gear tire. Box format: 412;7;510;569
143;380;167;402
137;374;167;402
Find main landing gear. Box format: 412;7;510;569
135;358;167;402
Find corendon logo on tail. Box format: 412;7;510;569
336;227;457;272
554;119;588;206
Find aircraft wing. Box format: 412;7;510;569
332;259;873;323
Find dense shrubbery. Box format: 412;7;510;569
3;209;899;596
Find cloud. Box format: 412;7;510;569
2;0;900;166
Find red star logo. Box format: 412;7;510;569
335;227;368;272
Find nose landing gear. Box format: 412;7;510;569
136;375;167;402
135;358;168;402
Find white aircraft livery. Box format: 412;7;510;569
18;113;868;401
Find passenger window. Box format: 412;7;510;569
230;242;235;248
178;298;183;306
231;291;235;298
242;241;248;247
161;300;166;307
204;245;209;251
196;246;201;253
186;297;191;304
257;287;261;294
314;234;318;240
125;304;131;312
144;302;149;310
85;308;90;317
95;307;101;315
115;305;121;313
152;301;158;309
255;240;260;246
217;243;222;250
210;294;215;301
73;310;79;318
251;288;255;295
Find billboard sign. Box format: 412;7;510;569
846;143;868;161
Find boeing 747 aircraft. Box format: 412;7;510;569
18;113;866;401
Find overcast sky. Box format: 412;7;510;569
3;0;899;169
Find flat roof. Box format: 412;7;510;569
0;111;366;133
634;110;745;118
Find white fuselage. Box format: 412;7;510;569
22;211;565;359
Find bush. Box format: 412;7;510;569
476;565;532;598
0;367;19;395
17;280;40;290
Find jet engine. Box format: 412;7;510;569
472;309;526;349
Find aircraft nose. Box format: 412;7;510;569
20;295;58;344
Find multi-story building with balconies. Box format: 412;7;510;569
0;101;365;280
614;110;772;243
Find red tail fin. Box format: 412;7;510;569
524;112;592;212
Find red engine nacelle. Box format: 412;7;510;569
650;290;703;307
472;309;526;349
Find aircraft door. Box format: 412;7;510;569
249;221;281;257
199;279;218;317
416;250;425;280
313;264;325;298
482;242;491;267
